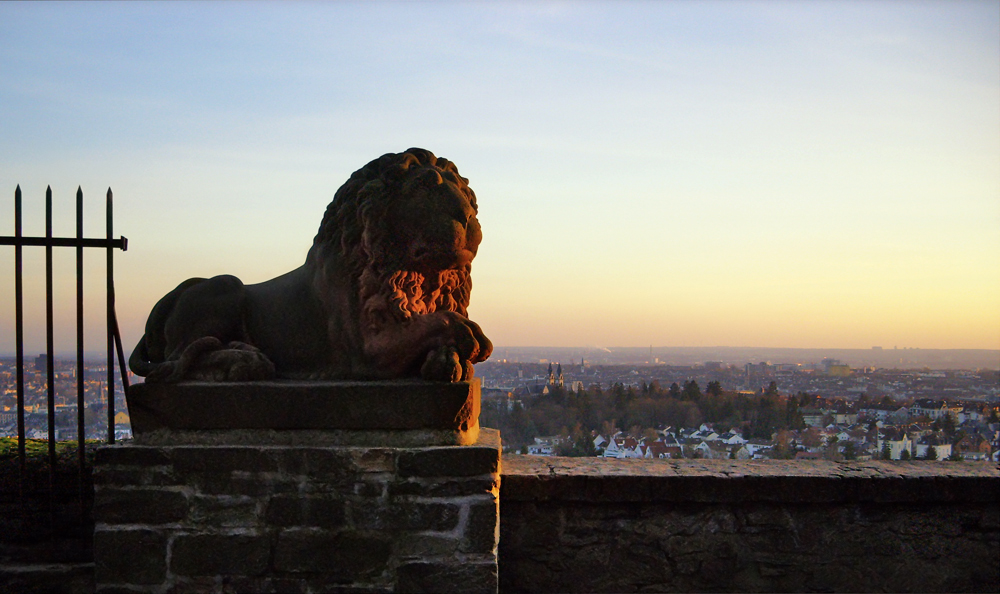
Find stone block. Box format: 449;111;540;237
396;560;498;594
93;528;168;585
296;448;366;478
395;533;461;559
351;501;460;532
170;533;270;576
389;476;498;498
186;471;299;497
273;529;391;579
93;465;176;487
463;499;499;554
189;494;260;527
398;447;499;478
352;449;397;473
265;494;346;528
93;488;188;525
171;446;278;474
95;445;171;467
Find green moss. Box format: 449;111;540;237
0;437;101;463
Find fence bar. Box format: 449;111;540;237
14;186;25;501
112;307;130;394
76;187;86;509
45;187;56;464
45;187;56;536
107;188;115;443
0;236;126;249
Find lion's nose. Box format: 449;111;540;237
445;196;474;227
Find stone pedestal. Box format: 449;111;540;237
93;380;500;594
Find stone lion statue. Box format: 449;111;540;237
129;148;492;382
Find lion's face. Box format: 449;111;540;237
387;169;482;274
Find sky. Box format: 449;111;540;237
1;1;998;356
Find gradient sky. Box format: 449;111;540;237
2;1;998;356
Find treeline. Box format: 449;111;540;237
481;380;816;452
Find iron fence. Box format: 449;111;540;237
1;185;129;520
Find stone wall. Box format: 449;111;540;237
5;450;998;593
92;430;501;593
0;448;94;594
499;458;1000;593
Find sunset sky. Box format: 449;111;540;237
2;1;998;356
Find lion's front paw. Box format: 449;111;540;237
420;345;478;382
421;346;463;382
436;313;492;366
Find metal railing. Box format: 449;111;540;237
1;185;129;516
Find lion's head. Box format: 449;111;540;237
309;148;481;322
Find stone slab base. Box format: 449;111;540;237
93;429;501;593
127;379;481;446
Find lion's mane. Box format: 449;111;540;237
308;148;476;324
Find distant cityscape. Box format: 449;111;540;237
3;346;998;464
0;357;134;441
486;345;1000;371
475;347;1000;463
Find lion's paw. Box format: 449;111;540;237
148;337;276;382
421;346;462;382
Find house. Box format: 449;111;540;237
688;441;731;459
800;408;827;427
831;404;858;426
744;439;772;456
909;399;963;420
717;431;747;445
886;407;910;425
877;428;912;460
954;433;991;461
730;445;752;460
913;435;951;460
527;435;570;456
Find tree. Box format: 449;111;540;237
900;449;911;461
785;398;805;430
824;435;841;461
940;413;956;438
842;441;857;461
881;442;892;460
926;445;938;460
772;429;794;459
801;428;823;449
668;382;682;400
706;381;723;397
765;381;779;396
682;380;702;401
